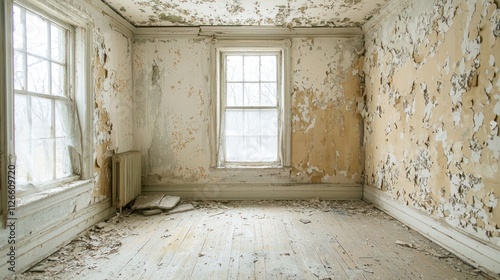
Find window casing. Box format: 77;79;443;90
3;0;93;197
13;4;76;188
212;41;291;168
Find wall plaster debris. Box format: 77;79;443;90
133;37;364;185
363;0;500;246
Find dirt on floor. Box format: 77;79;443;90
5;199;498;280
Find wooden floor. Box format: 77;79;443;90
14;200;488;280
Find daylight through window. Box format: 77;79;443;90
13;4;76;186
220;52;282;166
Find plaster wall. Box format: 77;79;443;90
133;36;364;186
363;0;500;246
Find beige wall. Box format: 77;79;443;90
133;37;364;185
363;0;500;246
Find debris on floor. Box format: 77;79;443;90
167;203;195;214
142;209;163;216
7;199;492;280
131;194;166;210
395;240;416;249
299;218;311;224
130;195;192;216
158;196;181;210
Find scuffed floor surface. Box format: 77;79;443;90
7;200;495;279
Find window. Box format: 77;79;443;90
213;41;291;168
11;3;82;192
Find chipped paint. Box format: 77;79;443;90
133;37;364;185
91;10;134;199
363;0;500;245
103;0;388;27
290;38;364;183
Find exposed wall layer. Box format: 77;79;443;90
133;36;364;186
363;0;500;247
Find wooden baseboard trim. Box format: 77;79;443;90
0;199;115;276
363;186;500;274
142;183;362;200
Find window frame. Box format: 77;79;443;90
1;0;94;201
13;3;77;188
210;40;291;169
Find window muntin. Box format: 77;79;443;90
12;4;76;186
220;52;282;166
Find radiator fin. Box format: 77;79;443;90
112;151;141;209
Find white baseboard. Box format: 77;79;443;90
0;199;115;276
363;186;500;275
142;183;362;200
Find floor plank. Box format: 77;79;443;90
11;200;489;280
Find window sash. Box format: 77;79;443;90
219;51;283;167
12;3;76;187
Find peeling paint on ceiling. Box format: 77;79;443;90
101;0;389;27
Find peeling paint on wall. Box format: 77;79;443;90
363;0;500;245
290;38;365;183
93;26;134;199
103;0;388;27
133;37;364;185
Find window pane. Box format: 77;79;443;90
13;5;76;186
56;138;71;178
16;139;30;184
27;55;49;94
243;136;260;161
260;109;278;136
26;11;48;57
261;82;277;106
14;94;30;140
225;110;244;136
31;96;52;139
32;138;55;182
13;5;24;50
225;136;244;162
13;52;25;90
261;136;278;161
222;52;281;165
261;56;277;81
227;83;243;106
51;24;66;62
55;102;66;138
244;56;259;81
244;110;260;136
226;56;242;81
244;83;259;106
51;62;65;96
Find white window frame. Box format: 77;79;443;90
210;40;292;169
1;0;93;199
13;3;76;188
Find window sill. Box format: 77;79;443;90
209;166;292;178
17;179;93;209
16;175;81;198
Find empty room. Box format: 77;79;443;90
0;0;499;279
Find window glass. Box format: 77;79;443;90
13;4;75;186
222;53;280;165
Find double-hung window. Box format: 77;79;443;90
11;3;80;192
214;42;291;168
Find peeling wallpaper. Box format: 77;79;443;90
363;0;500;245
93;27;134;199
103;0;388;27
291;38;364;183
133;37;364;185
